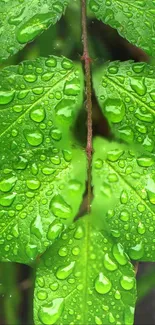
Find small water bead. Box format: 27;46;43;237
31;215;43;239
56;261;75;280
37;277;45;288
16;13;54;44
108;173;118;182
0;176;17;192
120;275;135;290
41;72;54;82
0;90;15;105
30;107;45;123
74;226;84;239
135;108;153;123
50;156;61;165
25;243;38;260
55;99;75;119
61;58;73;70
137;157;154;167
104;98;125;123
120;210;129;222
45;57;57;67
137;204;145;212
137;222;146;235
47;220;63;240
49;282;59;291
114;290;121;300
0;193;16;207
103;253;118;271
117;127;134;143
24;74;37;83
42;167;55;175
136;122;147;134
26;179;40;190
38;298;64;325
124;306;134;325
51;128;62;141
112;243;128;265
108;65;119;74
12;224;19;238
108;313;115;323
24;130;43;146
13;105;23;113
107;149;124;162
94;159;103;169
120;190;128;204
95;272;112;294
58;246;68;257
130;77;146;96
64;78;80;96
95;316;102;325
50;195;72;219
128;242;144;259
72;246;80;256
37;290;47;301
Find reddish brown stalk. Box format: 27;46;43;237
81;0;93;213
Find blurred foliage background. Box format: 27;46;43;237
0;0;155;324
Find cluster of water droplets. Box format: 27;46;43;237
97;61;155;153
34;219;135;325
93;138;155;261
89;0;155;55
0;0;69;61
0;56;86;263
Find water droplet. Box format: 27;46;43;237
47;220;63;240
0;90;15;105
132;63;145;73
45;57;57;67
42;167;55;175
130;77;146;96
24;74;37;83
31;215;43;239
49;282;59;291
25;243;38;260
94;159;103;169
74;226;84;239
50;195;72;219
95;316;102;324
38;298;64;325
51;128;62;141
55;99;75;119
0;176;17;192
13;156;28;170
120;210;129;222
103;253;118;271
120;275;135;290
112;243;128;265
146;176;155;204
24;130;43;146
61;58;73;70
137;222;146;235
137;157;154;167
56;261;75;280
120;190;128;204
128;242;144;259
104;98;125;123
37;290;47;301
0;193;16;207
64;78;80;96
16;13;54;44
30;107;45;123
26;179;40;190
135;108;153;122
107;149;124;162
95;272;112;294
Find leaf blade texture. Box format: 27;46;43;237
0;56;87;264
89;0;155;56
92;137;155;262
0;0;69;62
93;61;155;153
34;216;136;325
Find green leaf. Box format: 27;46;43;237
34;216;136;325
93;61;155;153
0;56;87;264
88;0;155;56
92;137;155;262
0;0;69;62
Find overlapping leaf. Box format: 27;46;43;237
92;137;155;262
0;0;69;62
0;56;87;264
88;0;155;56
34;216;136;325
93;61;155;153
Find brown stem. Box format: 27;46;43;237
81;0;93;213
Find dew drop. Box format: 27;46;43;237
130;77;146;96
128;242;144;259
24;130;43;146
50;195;72;219
103;253;118;271
95;272;112;294
0;90;15;105
38;298;64;325
30;107;45;123
120;275;135;290
31;215;43;239
104;98;125;123
112;243;128;265
26;179;40;190
0;193;16;207
0;176;17;192
56;261;75;280
47;220;63;240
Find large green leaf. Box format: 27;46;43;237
0;0;69;62
92;137;155;262
34;216;136;325
93;61;155;153
0;56;87;264
88;0;155;56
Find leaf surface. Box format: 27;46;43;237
0;56;87;264
92;137;155;262
89;0;155;56
93;61;155;153
34;216;136;325
0;0;69;62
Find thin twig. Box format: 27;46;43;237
81;0;93;213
